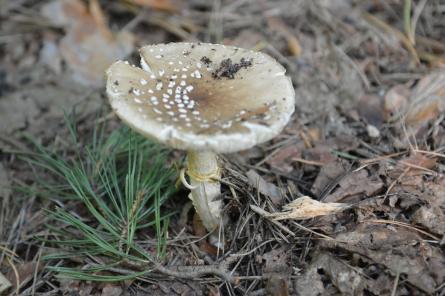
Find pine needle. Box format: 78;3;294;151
21;113;177;281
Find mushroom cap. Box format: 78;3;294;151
106;42;295;153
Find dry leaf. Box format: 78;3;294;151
390;153;437;178
297;252;366;295
412;206;445;236
246;170;283;205
267;144;303;173
311;160;347;197
321;224;444;293
405;70;445;127
41;0;135;87
269;196;350;220
324;169;384;203
262;247;291;274
384;84;410;121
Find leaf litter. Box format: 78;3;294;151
41;0;135;88
0;0;445;295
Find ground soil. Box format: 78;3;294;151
1;0;444;295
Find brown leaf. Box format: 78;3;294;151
321;224;444;293
412;206;445;236
299;252;366;295
269;196;350;220
302;145;336;165
262;247;291;274
311;161;347;197
390;154;437;178
246;170;283;205
384;84;410;121
267;144;303;173
405;70;445;127
324;169;384;203
41;0;135;88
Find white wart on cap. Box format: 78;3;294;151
106;42;295;153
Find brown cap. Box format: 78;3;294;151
106;42;295;153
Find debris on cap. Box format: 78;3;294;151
106;42;295;153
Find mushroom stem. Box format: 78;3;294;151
186;150;222;232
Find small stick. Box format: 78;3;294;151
121;256;237;283
362;219;440;241
413;149;445;159
249;205;295;236
292;158;325;166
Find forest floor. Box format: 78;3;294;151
0;0;444;295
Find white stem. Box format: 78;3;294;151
186;150;222;232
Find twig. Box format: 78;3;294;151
154;261;234;283
362;219;440;241
398;160;437;175
121;256;238;283
249;205;295;236
360;152;407;165
413;149;445;159
292;158;325;166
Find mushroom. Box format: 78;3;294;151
106;42;295;239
